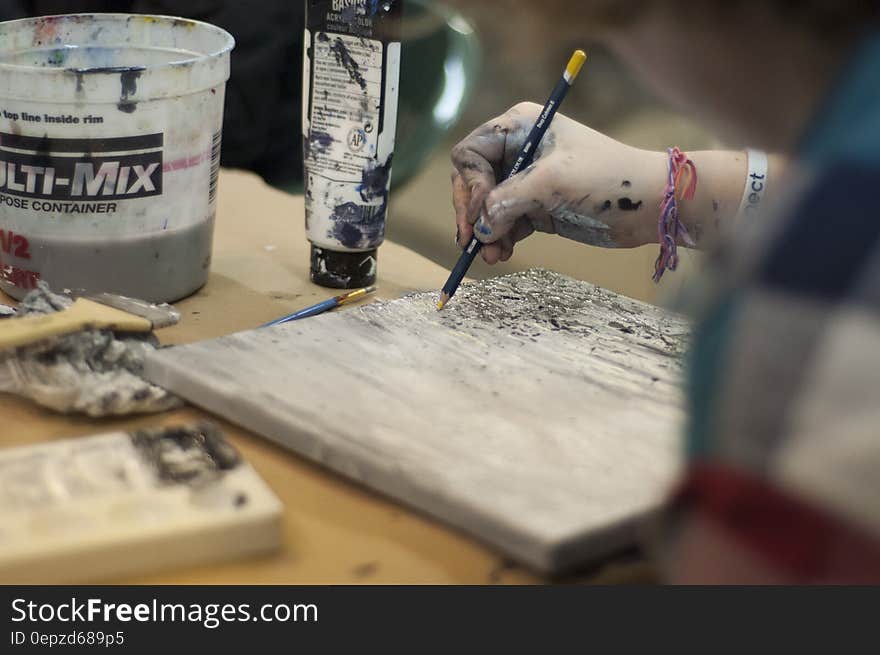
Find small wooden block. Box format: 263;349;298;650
0;425;282;583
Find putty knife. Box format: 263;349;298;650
0;291;180;351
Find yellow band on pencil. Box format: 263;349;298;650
565;50;588;82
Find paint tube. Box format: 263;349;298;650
303;0;403;289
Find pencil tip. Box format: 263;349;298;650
436;292;450;311
436;301;446;311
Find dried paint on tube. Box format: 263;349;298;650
303;0;403;288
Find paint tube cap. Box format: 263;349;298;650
310;246;378;289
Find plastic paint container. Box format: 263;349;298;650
0;14;234;302
303;1;403;289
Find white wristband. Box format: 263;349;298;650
738;149;769;218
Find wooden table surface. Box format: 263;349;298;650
1;169;651;584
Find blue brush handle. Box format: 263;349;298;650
262;298;338;327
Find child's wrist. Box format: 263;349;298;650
676;150;750;245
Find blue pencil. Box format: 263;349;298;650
437;50;588;311
262;286;377;327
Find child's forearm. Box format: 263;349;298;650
626;149;788;249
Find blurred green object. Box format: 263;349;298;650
287;0;479;194
394;0;480;188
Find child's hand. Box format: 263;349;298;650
451;102;667;264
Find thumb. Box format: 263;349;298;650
473;163;546;243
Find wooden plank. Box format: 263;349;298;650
144;270;689;573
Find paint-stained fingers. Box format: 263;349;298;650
510;218;536;244
451;170;473;247
475;168;551;242
499;236;515;263
452;111;524;171
451;109;535;224
466;102;544;169
450;102;548;220
451;147;498;225
475;196;542;244
498;220;536;263
481;241;505;266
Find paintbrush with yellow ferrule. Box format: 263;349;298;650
0;291;180;351
261;286;377;327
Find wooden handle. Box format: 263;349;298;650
0;299;152;351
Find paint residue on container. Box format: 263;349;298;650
357;155;392;203
328;36;367;90
305;129;334;159
69;65;145;112
328;202;385;250
310;246;377;289
117;67;142;113
320;155;393;249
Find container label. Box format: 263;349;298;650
0;132;163;203
307;33;383;182
304;30;400;252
